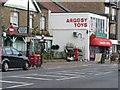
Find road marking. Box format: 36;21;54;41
56;73;77;76
56;75;85;81
94;71;112;76
32;74;67;78
0;80;33;89
5;83;33;89
0;80;28;84
103;71;113;75
46;66;61;69
94;73;103;76
10;76;53;81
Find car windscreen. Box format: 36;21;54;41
11;48;19;55
4;48;12;55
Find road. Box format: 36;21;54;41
0;62;119;89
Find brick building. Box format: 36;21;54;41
0;0;65;55
117;1;120;52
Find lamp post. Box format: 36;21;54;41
26;0;30;57
40;30;44;65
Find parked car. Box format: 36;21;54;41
0;47;30;72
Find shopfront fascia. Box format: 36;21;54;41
90;33;112;60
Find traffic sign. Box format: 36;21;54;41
9;25;14;35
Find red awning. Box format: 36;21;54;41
90;37;112;47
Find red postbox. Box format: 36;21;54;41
74;48;79;59
29;54;41;67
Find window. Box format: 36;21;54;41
10;12;19;27
105;7;109;14
102;20;105;32
29;14;33;28
90;17;105;33
11;48;20;55
40;16;46;30
111;8;116;20
5;48;12;55
105;0;109;2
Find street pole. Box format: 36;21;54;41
0;2;2;47
26;0;30;57
41;30;44;64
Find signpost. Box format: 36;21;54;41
17;27;27;33
9;24;14;35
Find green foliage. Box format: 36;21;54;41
42;52;52;60
51;45;59;50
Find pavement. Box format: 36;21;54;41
41;59;118;69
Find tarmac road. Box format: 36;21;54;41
0;61;119;89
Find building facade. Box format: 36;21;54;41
55;0;119;53
1;0;66;55
49;12;112;60
117;1;120;52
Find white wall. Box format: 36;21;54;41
48;12;108;60
49;13;89;35
53;29;89;60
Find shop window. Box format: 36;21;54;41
10;12;19;27
40;16;46;30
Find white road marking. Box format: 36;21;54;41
10;76;52;81
103;71;113;75
46;66;61;69
56;73;77;76
56;75;85;81
0;80;27;84
0;80;33;89
4;83;33;89
94;71;113;76
94;73;103;76
3;74;39;78
32;74;67;78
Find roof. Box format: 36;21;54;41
38;0;66;12
4;0;41;12
52;2;104;14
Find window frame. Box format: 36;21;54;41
40;16;46;30
29;14;34;29
10;11;19;27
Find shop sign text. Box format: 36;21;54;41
100;41;110;45
66;18;88;28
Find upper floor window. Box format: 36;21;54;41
10;12;19;27
112;8;116;15
40;16;46;30
105;0;109;2
105;6;109;14
111;8;116;20
90;17;105;33
29;14;33;28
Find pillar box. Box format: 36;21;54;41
74;48;79;59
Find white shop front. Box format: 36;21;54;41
49;12;112;60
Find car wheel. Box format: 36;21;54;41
23;61;29;70
2;62;9;72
